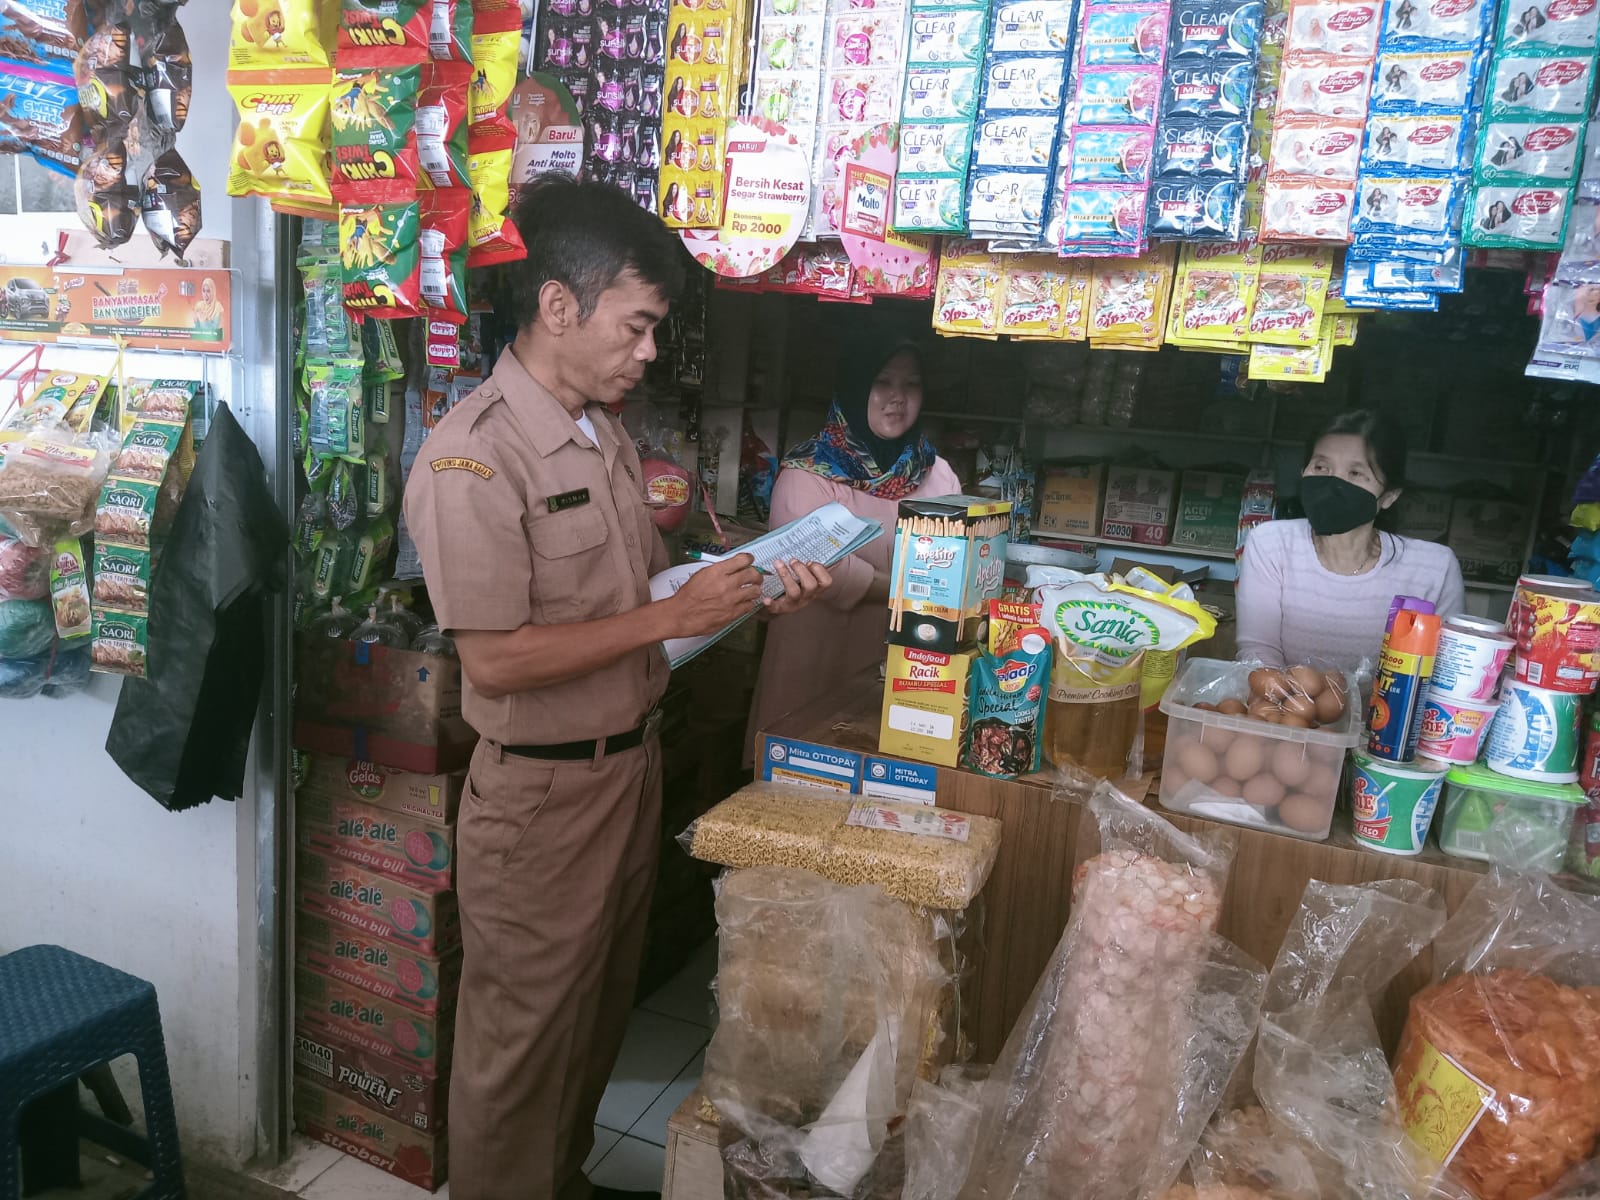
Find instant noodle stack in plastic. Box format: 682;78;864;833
1054;0;1171;254
1145;0;1264;243
892;0;989;233
1465;0;1599;251
658;0;749;227
1260;0;1382;240
966;1;1078;242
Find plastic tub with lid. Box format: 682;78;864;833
1438;762;1585;872
1158;658;1363;841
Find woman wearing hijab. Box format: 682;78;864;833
743;332;960;763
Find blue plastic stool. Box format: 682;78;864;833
0;945;185;1199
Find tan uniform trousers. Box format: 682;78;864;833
447;735;663;1200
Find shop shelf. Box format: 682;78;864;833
1034;532;1237;561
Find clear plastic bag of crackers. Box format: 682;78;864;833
700;866;968;1199
904;786;1267;1200
1391;869;1600;1200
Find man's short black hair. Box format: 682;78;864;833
507;175;687;326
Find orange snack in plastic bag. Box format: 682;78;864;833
1395;969;1600;1200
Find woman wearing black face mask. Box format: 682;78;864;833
1235;409;1464;673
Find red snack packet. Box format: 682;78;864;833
417;62;471;190
338;0;430;67
419;188;470;324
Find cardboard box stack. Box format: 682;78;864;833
881;496;1011;766
292;753;465;1192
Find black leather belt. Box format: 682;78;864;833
502;709;662;761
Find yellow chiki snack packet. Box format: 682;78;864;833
466;133;526;266
229;0;335;70
468;29;520;137
1088;246;1175;350
226;68;334;217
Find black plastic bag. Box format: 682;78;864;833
107;403;289;811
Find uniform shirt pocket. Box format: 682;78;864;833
526;506;622;623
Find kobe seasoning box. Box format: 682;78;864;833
295;909;462;1018
887;495;1011;652
296;790;456;893
297;848;462;957
294;1077;446;1191
295;966;455;1075
294;1024;449;1135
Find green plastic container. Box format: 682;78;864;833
1440;762;1585;873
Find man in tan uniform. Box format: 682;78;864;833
404;177;830;1200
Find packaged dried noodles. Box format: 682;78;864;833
684;784;1001;910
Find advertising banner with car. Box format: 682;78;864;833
0;266;230;354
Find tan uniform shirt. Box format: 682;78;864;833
403;349;669;744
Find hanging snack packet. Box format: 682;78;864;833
0;59;84;175
139;148;202;261
964;600;1052;779
76;140;137;248
429;0;473;63
74;22;136;139
229;0;335;70
1247;244;1332;343
339;201;423;318
307;361;367;461
417;62;470;189
139;20;191;136
465;129;526;266
337;0;430;67
50;538;92;642
468;22;521;139
419;187;470;323
226;69;334;217
0;1;86;66
330;64;422;202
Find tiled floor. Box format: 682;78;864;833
258;939;718;1199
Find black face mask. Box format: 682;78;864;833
1300;474;1380;535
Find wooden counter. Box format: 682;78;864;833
761;669;1488;1061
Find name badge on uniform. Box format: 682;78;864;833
547;488;590;513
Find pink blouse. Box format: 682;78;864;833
742;458;962;766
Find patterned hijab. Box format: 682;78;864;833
781;336;938;500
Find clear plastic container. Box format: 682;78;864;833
1158;658;1363;841
1438;763;1585;872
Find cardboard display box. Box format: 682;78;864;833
294;1024;448;1135
1034;464;1106;538
1101;466;1178;546
1392;488;1453;543
879;646;978;768
295;637;476;775
887;496;1011;653
298;848;462;957
294;1077;446;1191
295;966;455;1075
1171;471;1246;553
296;910;462;1017
299;755;464;827
1448;498;1531;585
297;790;456;893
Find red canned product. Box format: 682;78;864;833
1506;574;1593;649
1512;584;1600;694
1581;711;1600;793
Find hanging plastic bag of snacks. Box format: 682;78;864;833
226;69;335;217
419;187;470;323
337;0;431;68
330;64;423;202
338;200;423;318
139;148;202;261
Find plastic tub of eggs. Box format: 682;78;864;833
1157;658;1362;841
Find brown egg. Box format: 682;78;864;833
1279;713;1314;729
1313;687;1345;724
1277;793;1329;834
1200;726;1235;754
1224;736;1267;782
1260;670;1293;702
1193;701;1218;712
1303;763;1342;801
1282;692;1317;721
1243;774;1287;809
1177;739;1221;784
1247;668;1275;698
1272;742;1313;788
1247;699;1279;721
1260;708;1286;724
1211;776;1244;798
1217;698;1249;716
1287;665;1327;699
